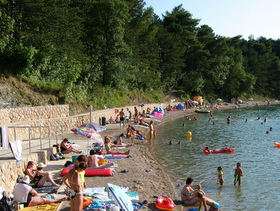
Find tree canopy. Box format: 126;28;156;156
1;0;280;106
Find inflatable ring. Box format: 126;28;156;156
186;131;192;137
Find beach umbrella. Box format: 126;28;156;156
216;98;222;101
80;122;106;132
77;127;104;146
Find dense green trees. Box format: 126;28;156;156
1;0;280;105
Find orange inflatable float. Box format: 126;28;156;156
274;142;280;147
155;196;174;210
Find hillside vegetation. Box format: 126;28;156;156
0;76;183;115
1;1;280;113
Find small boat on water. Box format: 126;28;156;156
195;109;210;113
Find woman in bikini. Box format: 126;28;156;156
24;161;36;183
87;149;114;169
25;161;59;187
62;162;87;211
149;121;156;142
104;136;130;155
181;177;200;205
60;138;82;154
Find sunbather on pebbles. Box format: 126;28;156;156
104;136;131;155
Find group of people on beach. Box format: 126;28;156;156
181;163;243;211
181;177;221;211
13;161;67;208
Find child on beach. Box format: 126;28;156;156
217;167;224;185
197;191;222;211
196;184;205;195
234;162;243;186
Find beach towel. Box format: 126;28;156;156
19;202;61;211
1;126;9;150
31;181;62;193
9;140;22;163
83;186;130;202
104;154;128;159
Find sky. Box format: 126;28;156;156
144;0;280;40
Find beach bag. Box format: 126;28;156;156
50;154;59;160
82;196;93;208
64;161;73;167
0;191;13;211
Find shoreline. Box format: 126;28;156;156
59;100;278;211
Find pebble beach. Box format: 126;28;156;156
57;100;278;211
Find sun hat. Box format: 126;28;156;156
22;175;30;184
37;162;47;168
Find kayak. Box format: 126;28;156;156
155;196;174;210
274;142;280;147
195;109;210;113
203;147;235;154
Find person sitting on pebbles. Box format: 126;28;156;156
60;138;82;154
32;162;61;187
13;175;66;208
104;136;131;155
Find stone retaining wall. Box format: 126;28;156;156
0;104;69;125
3;103;176;142
0;151;49;192
0;102;179;192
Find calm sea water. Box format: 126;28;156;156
148;105;280;210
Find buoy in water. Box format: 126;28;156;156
186;131;192;137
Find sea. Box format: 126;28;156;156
148;105;280;210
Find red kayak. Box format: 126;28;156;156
203;147;235;154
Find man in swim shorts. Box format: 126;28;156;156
119;108;125;129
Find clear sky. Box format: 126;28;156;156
144;0;280;40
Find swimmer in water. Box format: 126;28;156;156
169;141;173;145
227;116;231;124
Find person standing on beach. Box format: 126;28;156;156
134;107;138;122
149;120;156;143
62;162;87;211
128;110;132;123
234;162;243;186
119;108;125;129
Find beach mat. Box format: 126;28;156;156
31;181;62;193
84;202;144;210
83;187;139;202
104;154;128;159
19;202;61;210
60;168;112;176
